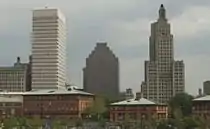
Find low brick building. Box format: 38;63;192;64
192;95;210;118
0;96;23;118
109;97;168;122
22;87;94;119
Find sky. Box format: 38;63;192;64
1;0;210;95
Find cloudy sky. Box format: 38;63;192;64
1;0;210;95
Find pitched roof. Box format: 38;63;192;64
193;95;210;101
110;98;156;106
23;88;93;96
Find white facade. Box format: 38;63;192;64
31;8;67;90
141;5;185;104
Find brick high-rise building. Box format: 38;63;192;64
141;4;185;104
83;43;119;99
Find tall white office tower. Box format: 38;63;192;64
141;5;185;104
31;8;67;90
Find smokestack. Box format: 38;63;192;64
17;57;21;63
198;88;202;96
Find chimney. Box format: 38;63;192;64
17;57;21;63
198;88;202;96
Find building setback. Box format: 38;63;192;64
0;57;31;92
31;8;67;90
141;4;185;104
83;43;119;99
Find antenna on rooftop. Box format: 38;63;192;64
45;5;48;9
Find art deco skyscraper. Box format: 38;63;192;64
31;8;67;90
141;5;185;104
83;43;119;99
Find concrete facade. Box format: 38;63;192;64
0;57;31;92
83;43;119;99
203;81;210;95
31;8;67;90
141;5;185;104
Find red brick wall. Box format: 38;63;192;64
23;94;94;118
109;105;168;122
0;102;23;118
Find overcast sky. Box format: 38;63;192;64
1;0;210;95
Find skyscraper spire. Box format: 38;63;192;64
159;4;166;20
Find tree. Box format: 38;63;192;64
145;114;158;129
182;116;199;129
122;113;131;129
3;117;17;129
83;95;107;120
27;116;43;128
75;118;83;127
196;116;210;129
3;117;29;129
169;93;194;117
157;120;169;129
16;117;30;128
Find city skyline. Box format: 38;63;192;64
1;1;210;95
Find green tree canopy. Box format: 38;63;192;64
182;116;199;129
169;92;194;117
85;95;107;114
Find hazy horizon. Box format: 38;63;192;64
1;0;210;95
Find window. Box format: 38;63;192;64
11;109;15;115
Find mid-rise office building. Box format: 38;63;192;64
119;88;134;100
203;81;210;95
0;57;31;92
141;5;185;104
31;8;67;90
83;43;119;99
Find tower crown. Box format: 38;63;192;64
159;4;166;20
